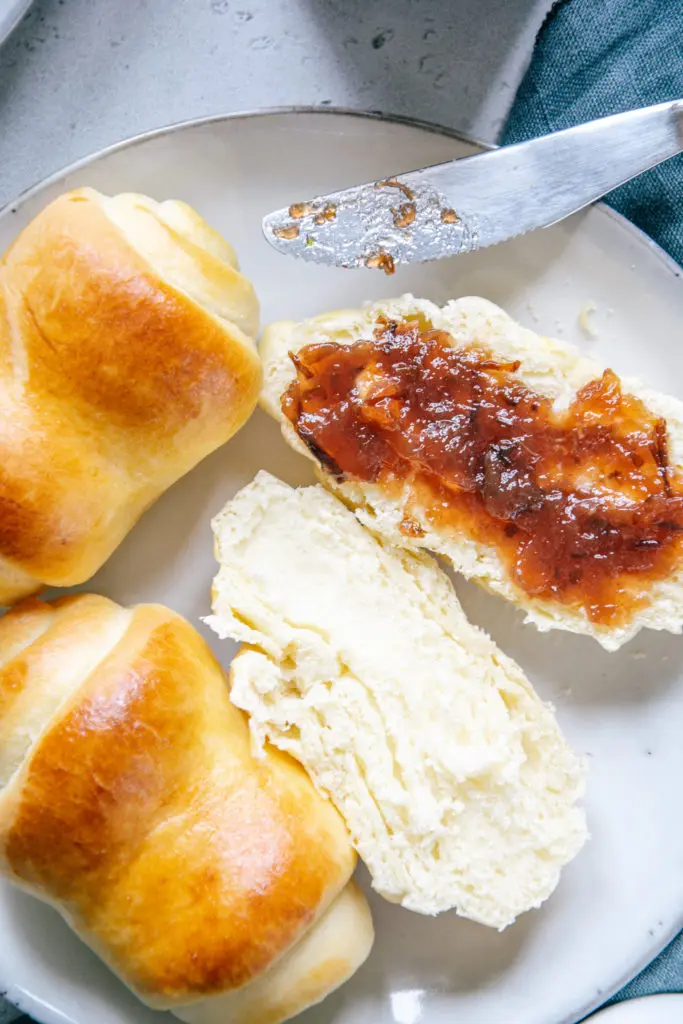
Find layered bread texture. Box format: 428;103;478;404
208;472;587;928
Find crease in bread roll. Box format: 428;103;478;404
208;471;587;929
259;294;683;650
0;595;131;788
0;595;373;1022
0;188;262;606
101;193;259;339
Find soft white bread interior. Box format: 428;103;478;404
0;594;373;1022
259;295;683;651
0;189;262;605
208;472;587;928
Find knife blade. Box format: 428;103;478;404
262;100;683;271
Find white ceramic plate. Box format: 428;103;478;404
588;995;683;1022
0;0;30;45
1;110;683;1024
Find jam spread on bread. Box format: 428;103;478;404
282;318;683;625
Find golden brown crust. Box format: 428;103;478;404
0;596;356;1007
173;881;375;1024
0;189;262;600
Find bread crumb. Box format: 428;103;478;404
578;301;598;339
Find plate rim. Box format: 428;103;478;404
0;104;492;218
0;0;32;48
588;992;683;1021
0;104;682;1024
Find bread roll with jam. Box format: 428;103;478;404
260;295;683;651
208;472;586;928
0;595;373;1023
0;189;262;606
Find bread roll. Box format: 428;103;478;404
259;295;683;651
0;189;262;606
208;472;586;928
0;595;373;1022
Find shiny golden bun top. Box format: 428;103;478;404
0;189;262;604
0;594;358;1010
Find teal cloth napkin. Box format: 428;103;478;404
503;0;683;1012
502;0;683;266
2;2;682;1023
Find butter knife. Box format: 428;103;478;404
262;100;683;270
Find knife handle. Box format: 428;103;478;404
494;99;683;230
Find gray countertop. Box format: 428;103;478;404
0;0;551;208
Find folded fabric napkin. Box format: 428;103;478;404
503;0;683;266
0;1005;21;1024
503;0;683;1012
1;1;681;1023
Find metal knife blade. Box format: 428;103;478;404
262;100;683;270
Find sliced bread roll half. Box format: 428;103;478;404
207;471;586;928
259;295;683;651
